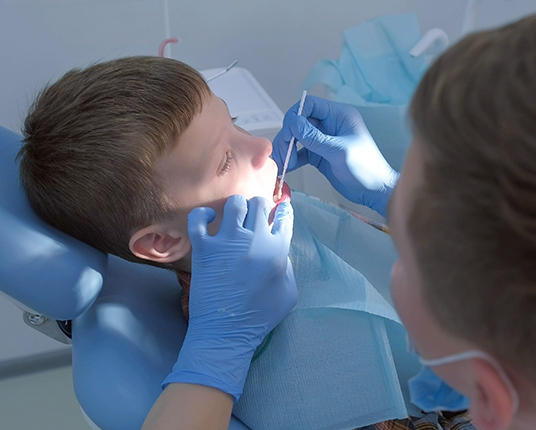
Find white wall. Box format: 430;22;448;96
1;0;536;363
3;0;535;133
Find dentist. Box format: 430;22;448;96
271;14;536;430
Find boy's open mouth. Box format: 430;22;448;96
273;178;291;205
269;178;291;225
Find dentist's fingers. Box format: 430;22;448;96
188;207;217;249
272;123;298;174
243;197;271;232
284;95;329;119
273;96;346;173
290;115;332;153
296;95;331;121
281;259;298;313
274;111;328;174
270;201;294;246
220;195;248;233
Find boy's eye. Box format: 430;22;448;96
219;150;233;176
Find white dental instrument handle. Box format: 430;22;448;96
278;90;307;197
409;28;449;57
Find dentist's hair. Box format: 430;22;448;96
409;14;536;382
19;56;211;268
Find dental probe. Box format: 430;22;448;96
206;60;239;82
277;90;307;199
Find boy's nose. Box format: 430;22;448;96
247;135;273;169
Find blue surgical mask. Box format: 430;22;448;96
406;336;519;413
408;361;471;412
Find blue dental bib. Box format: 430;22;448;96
234;192;422;429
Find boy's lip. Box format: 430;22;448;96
269;179;291;225
273;178;291;205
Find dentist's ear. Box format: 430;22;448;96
470;358;516;430
129;225;191;263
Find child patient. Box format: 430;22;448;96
18;56;473;430
19;56;288;322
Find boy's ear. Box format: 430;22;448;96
129;225;191;263
469;357;516;430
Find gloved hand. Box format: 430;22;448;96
272;96;399;217
163;195;297;402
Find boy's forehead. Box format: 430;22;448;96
156;93;234;182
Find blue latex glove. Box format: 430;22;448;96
163;195;297;402
272;96;399;217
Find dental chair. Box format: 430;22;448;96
0;125;251;429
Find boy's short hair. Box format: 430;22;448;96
408;15;536;381
19;56;211;268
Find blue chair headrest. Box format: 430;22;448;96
0;126;106;320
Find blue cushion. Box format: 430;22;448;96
0;126;106;320
0;126;250;429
